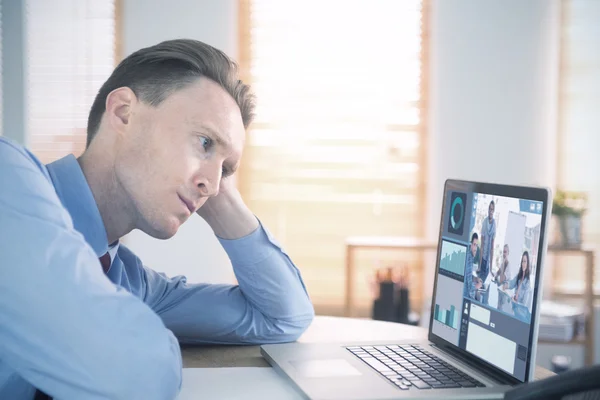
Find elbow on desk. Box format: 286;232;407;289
236;296;315;344
287;313;315;342
262;307;315;343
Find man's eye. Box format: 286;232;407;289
199;136;212;150
222;166;230;178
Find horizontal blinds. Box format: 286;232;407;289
26;0;115;163
240;0;427;310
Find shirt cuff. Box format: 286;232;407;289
217;219;278;265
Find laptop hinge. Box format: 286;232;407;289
431;343;516;385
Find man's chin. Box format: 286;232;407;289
143;218;183;240
150;229;178;240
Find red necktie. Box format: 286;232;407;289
99;252;111;273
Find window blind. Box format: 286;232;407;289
556;0;600;293
25;0;116;163
239;0;428;313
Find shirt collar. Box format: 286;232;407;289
107;241;119;263
46;154;113;258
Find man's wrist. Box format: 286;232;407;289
197;189;259;239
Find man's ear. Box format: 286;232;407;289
105;87;137;134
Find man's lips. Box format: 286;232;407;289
178;194;195;214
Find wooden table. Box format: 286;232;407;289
181;315;555;381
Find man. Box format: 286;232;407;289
0;39;314;400
492;244;511;285
478;200;496;281
463;232;482;300
493;244;512;310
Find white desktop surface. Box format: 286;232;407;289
179;316;554;398
177;367;303;400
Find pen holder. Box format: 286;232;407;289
372;282;411;324
395;287;410;324
372;281;396;321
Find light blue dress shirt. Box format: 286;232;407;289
463;250;478;300
0;137;314;399
505;273;532;323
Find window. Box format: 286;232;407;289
239;0;429;314
26;0;116;163
556;0;600;293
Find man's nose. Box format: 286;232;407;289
195;168;221;197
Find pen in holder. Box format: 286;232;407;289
371;266;412;324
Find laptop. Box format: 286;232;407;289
261;179;552;399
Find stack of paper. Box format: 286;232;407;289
538;301;585;342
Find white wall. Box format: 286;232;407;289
121;0;238;58
1;0;27;144
120;0;239;283
426;0;560;242
424;0;560;296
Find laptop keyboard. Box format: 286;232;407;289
346;345;485;391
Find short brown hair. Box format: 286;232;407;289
86;39;255;147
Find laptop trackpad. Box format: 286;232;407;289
290;359;362;378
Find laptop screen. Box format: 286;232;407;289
430;182;546;383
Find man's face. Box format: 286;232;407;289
488;203;495;220
503;246;509;260
471;239;478;256
114;78;245;239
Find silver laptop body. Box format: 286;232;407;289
261;180;552;400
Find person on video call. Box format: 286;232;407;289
503;251;533;321
463;232;483;300
0;39;315;400
493;244;511;309
478;200;496;281
493;244;511;285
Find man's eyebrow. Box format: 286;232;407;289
199;125;230;148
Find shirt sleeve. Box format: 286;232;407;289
465;275;474;298
137;221;315;344
0;141;182;400
524;280;533;311
506;274;519;290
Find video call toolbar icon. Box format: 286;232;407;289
448;192;467;236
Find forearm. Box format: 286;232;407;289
4;235;183;399
220;223;315;322
147;223;314;344
188;185;313;341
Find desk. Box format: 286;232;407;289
181;316;555;381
